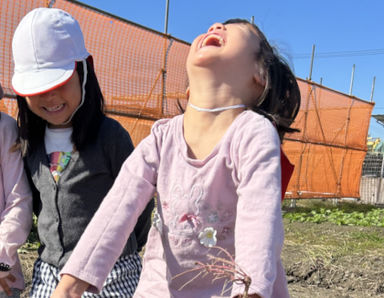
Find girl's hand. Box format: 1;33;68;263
0;273;16;296
51;274;89;298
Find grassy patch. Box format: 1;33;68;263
283;199;378;213
284;220;384;257
283;199;384;227
283;200;384;260
283;200;384;259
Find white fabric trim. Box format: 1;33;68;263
44;126;73;154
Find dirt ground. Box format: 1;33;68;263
19;220;384;297
19;250;37;298
283;220;384;298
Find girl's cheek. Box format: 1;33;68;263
26;97;37;109
25;100;44;118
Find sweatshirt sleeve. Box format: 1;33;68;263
60;122;163;293
231;118;285;298
103;118;154;252
0;115;32;278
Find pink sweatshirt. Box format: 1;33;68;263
62;110;289;298
0;113;32;291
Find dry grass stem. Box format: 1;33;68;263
172;246;251;296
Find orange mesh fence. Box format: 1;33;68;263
55;0;190;143
283;79;374;198
0;0;189;141
0;0;374;199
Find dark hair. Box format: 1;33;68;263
16;59;105;156
224;19;301;141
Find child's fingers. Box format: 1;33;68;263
0;276;13;296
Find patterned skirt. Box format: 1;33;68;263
30;252;142;297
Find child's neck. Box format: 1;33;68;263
183;99;244;160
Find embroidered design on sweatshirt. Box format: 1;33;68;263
168;184;204;235
163;184;236;247
49;151;71;182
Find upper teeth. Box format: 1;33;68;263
46;104;63;112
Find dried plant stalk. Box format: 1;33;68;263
172;246;251;296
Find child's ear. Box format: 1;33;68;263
253;72;266;99
253;63;266;88
253;64;267;104
186;87;190;99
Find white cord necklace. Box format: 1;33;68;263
188;102;246;113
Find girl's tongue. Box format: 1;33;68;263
201;34;224;48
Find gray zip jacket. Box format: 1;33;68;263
25;117;153;269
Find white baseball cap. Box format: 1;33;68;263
12;8;90;96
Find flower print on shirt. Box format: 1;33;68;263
198;227;217;248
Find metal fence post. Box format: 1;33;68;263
376;153;384;204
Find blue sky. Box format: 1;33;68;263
79;0;384;138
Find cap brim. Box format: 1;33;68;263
12;62;75;96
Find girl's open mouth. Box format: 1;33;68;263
200;34;224;48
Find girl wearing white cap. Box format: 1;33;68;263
0;83;32;298
11;8;153;297
52;19;300;298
